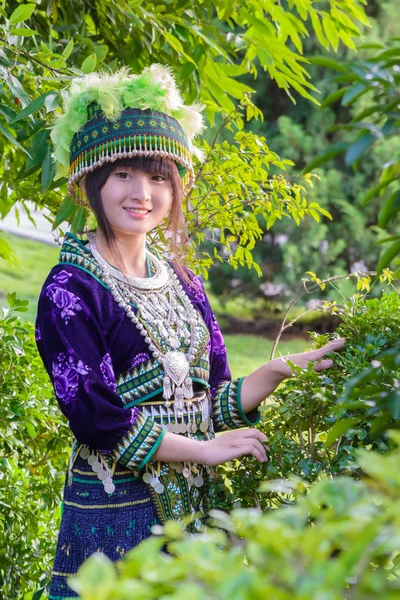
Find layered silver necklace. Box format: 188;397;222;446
87;232;202;418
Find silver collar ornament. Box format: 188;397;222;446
88;233;200;418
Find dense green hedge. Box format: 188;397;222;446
69;437;400;599
0;294;71;599
212;291;400;512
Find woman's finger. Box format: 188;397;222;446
313;358;334;372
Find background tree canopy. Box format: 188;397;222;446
0;0;369;276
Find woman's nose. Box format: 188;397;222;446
127;175;151;202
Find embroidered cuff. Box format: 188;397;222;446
212;377;260;432
111;412;166;472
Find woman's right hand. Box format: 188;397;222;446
199;429;269;466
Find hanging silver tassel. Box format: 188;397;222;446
174;386;185;410
183;376;193;399
163;375;173;400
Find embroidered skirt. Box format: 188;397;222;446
49;392;215;599
49;454;159;599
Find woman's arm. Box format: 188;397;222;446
153;428;269;465
240;337;346;414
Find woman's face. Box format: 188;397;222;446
99;164;173;238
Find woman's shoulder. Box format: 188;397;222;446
39;233;108;309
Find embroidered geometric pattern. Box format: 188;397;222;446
110;412;166;472
212;377;261;432
116;357;211;406
59;234;105;286
147;461;210;533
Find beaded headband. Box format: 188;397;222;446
50;65;205;207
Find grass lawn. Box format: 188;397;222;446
0;232;60;322
0;232;309;371
225;334;309;379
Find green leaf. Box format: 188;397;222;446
307;55;348;73
62;39;74;59
41;145;55;193
363;176;400;206
0;121;31;157
44;92;59;112
70;206;87;234
322;17;339;51
324;418;360;448
321;87;350;108
376;239;400;275
378;191;400;229
9;3;36;24
344;134;375;165
341;83;368;107
94;44;109;63
10;27;39;36
303;143;348;174
81;54;97;74
11;92;52;123
54;196;76;228
24;130;49;175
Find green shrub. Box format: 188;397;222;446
69;433;400;600
0;294;71;599
212;291;400;511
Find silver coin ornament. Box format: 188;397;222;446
143;472;152;484
87;454;96;466
105;483;115;494
92;461;100;473
80;446;90;460
155;482;164;494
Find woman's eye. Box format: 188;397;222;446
115;171;129;179
151;174;166;182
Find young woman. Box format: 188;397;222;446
35;65;345;599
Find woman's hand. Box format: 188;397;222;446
240;337;346;414
199;428;269;466
272;337;346;378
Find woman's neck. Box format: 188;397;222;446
95;230;148;278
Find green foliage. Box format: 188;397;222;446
0;295;71;599
212;290;400;512
306;39;400;274
0;0;368;272
68;434;400;599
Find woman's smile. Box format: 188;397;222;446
123;206;152;219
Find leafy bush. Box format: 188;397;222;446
68;433;400;600
0;294;71;599
212;291;400;511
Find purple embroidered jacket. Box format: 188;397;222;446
35;233;259;471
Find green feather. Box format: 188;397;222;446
51;65;204;173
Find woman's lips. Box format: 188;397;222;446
123;207;151;218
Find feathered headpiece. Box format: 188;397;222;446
51;64;205;206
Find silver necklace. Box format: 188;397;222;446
88;233;202;418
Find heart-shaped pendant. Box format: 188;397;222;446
163;351;190;387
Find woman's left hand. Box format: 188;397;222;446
272;337;346;379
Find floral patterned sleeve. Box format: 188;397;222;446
183;270;261;433
35;266;165;472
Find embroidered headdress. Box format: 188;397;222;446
51;64;205;206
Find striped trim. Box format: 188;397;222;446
64;498;150;509
212;377;261;432
111;412;165;471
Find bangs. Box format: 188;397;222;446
108;155;177;178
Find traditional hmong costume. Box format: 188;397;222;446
35;65;260;599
